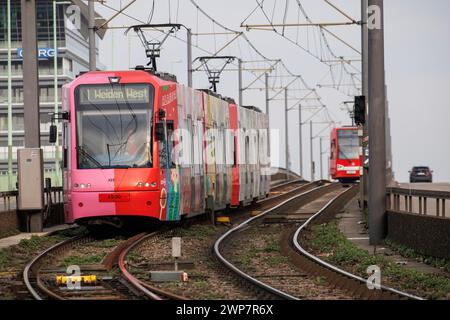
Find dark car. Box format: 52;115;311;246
409;166;433;183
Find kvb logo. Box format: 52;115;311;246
65;5;81;31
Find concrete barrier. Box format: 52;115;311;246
387;210;450;259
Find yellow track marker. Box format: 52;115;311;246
56;275;97;285
216;216;231;223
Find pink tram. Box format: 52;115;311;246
329;127;361;183
55;70;270;227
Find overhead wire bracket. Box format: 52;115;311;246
125;23;185;71
194;56;236;92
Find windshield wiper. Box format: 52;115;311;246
76;146;104;169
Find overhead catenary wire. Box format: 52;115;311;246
240;0;361;95
99;1;280;93
99;0;335;124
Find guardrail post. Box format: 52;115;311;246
424;197;427;215
442;199;446;218
409;196;412;213
436;198;440;217
419;197;422;214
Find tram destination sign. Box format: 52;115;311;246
79;84;150;105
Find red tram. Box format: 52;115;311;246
55;69;271;227
329;127;361;183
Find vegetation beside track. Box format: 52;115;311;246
126;224;246;300
307;221;450;300
225;223;352;299
0;227;86;271
0;226;87;299
384;239;450;274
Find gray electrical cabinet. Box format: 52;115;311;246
17;148;44;210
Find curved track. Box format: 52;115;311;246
23;231;186;300
213;181;337;300
117;232;188;300
291;186;424;300
214;182;423;300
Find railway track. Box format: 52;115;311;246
214;182;423;300
21;177;303;301
213;181;338;300
23;230;186;300
291;186;424;300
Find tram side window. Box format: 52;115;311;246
239;128;246;165
180;118;192;167
233;134;237;167
196;120;204;166
217;127;224;167
330;140;336;159
245;135;250;166
230;130;237;167
187;118;194;168
63;122;68;169
159;122;176;168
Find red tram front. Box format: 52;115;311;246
329;127;361;183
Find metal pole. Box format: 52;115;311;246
327;154;330;180
310;121;314;181
22;0;40;148
88;0;96;71
265;73;269;114
368;0;386;245
111;29;115;69
128;34;131;68
298;105;303;177
238;58;243;106
21;0;42;231
284;88;289;179
7;0;13;191
53;1;60;186
361;0;369;209
187;28;193;87
320;137;323;180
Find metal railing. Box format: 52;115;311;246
0;187;64;227
0;190;18;212
387;187;450;218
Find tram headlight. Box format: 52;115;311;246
108;76;121;84
77;183;91;189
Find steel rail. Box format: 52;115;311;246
259;181;329;209
118;231;188;300
23;235;93;300
269;178;306;192
292;186;424;300
213;182;338;300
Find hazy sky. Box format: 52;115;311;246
95;0;450;183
